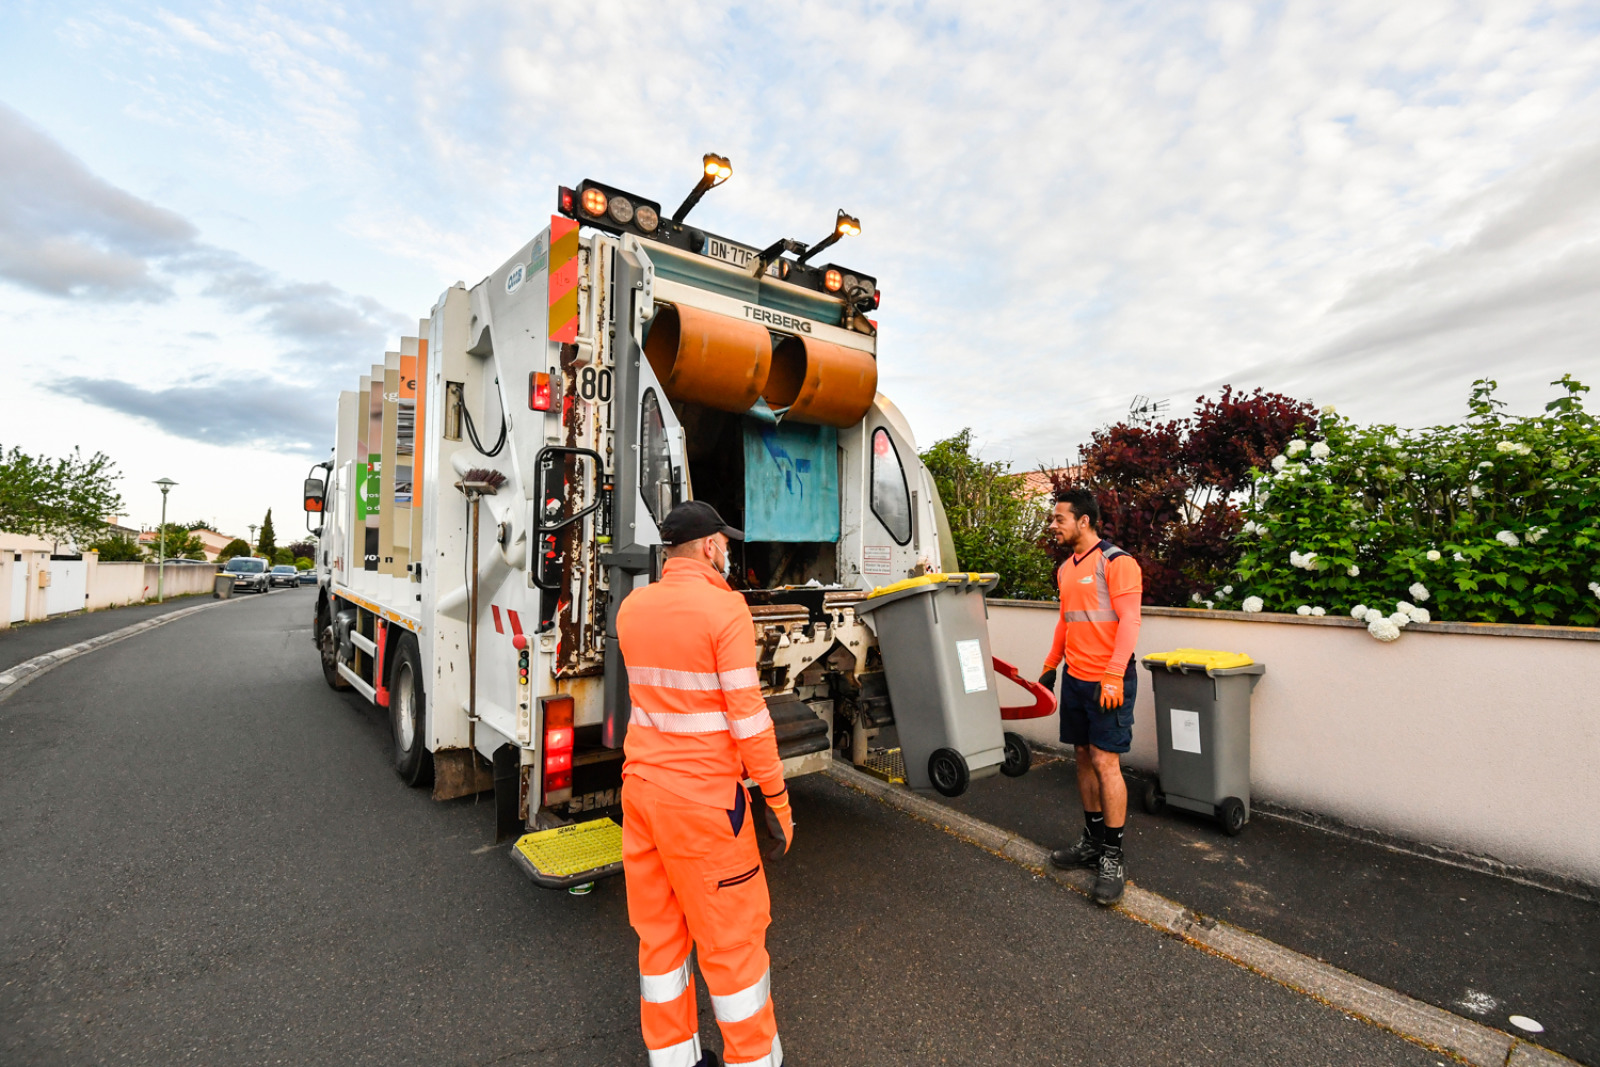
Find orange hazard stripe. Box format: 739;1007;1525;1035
549;215;580;343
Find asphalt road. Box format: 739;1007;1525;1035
1;589;1455;1066
0;593;216;674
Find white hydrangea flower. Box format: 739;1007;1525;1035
1192;592;1203;603
1527;527;1548;544
1496;440;1531;456
1407;606;1431;624
1310;441;1331;460
1271;454;1288;471
1409;582;1429;602
1452;551;1466;562
1351;604;1369;619
1589;581;1600;600
1495;530;1520;547
1222;585;1233;595
1311;606;1326;616
1426;550;1441;562
1241;520;1258;536
1203;600;1215;610
1242;596;1264;613
1287;439;1307;457
1477;460;1493;469
1469;485;1485;498
1296;605;1313;616
1321;404;1337;416
1389;612;1411;629
1367;617;1401;642
1347;564;1360;577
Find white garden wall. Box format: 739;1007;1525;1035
986;600;1600;886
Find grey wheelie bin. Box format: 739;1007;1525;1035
1140;648;1265;835
856;573;1007;797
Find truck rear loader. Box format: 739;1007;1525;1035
304;162;1039;888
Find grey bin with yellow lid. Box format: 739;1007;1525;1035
856;572;1008;797
1141;648;1266;835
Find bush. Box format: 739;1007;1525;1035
217;538;253;562
87;534;143;561
921;430;1055;599
1054;387;1318;605
294;557;315;570
1226;377;1599;627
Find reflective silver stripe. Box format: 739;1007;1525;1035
647;1032;702;1067
727;708;773;740
1093;552;1118;617
629;666;723;691
727;1033;782;1067
1063;609;1119;622
640;958;692;1004
711;969;771;1023
718;666;761;691
630;706;731;734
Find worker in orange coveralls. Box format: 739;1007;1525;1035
616;500;793;1067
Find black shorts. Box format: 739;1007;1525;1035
1058;660;1136;754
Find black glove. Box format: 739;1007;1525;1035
760;791;793;861
1038;668;1058;692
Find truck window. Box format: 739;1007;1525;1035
639;388;677;523
870;427;912;545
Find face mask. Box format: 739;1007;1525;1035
718;546;732;578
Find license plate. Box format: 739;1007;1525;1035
702;235;778;277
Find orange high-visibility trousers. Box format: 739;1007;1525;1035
623;775;782;1067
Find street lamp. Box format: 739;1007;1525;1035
248;524;259;553
154;478;177;602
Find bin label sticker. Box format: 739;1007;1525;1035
863;546;893;574
1170;708;1202;754
956;639;988;693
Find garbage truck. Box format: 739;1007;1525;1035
303;161;1041;887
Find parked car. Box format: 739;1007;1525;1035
298;568;316;585
269;565;301;589
222;556;272;594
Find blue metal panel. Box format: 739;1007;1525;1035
743;419;840;542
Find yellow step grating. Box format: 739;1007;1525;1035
859;747;906;785
512;818;624;889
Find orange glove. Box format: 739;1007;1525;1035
762;789;794;859
1099;673;1124;709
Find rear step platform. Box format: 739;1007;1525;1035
512;818;624;890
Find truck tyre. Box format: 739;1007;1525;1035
390;634;432;787
319;614;350;690
1001;732;1032;777
928;748;970;797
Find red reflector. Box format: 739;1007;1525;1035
545;769;572;791
545;727;573;752
545;750;572;774
530;372;551;411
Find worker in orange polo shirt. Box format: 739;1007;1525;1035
1037;487;1142;904
616;500;793;1067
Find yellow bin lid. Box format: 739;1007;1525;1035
1144;648;1255;672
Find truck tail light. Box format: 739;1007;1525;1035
542;695;575;796
558;186;576;217
530;372;552;411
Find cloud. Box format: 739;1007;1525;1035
51;377;333;457
0;102;196;298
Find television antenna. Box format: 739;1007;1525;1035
1128;395;1170;426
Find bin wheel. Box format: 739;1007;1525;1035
1001;732;1032;777
928;748;970;797
1219;796;1247;836
1141;780;1165;815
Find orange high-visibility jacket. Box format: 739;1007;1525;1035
1043;539;1143;682
617;557;785;809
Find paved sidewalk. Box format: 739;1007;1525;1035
0;589;297;673
933;749;1599;1065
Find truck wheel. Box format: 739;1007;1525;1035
319;618;350;690
390;634;432;787
928;748;970;797
1142;780;1165;815
1218;796;1247;836
1001;732;1032;777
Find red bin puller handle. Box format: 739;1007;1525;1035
993;656;1057;720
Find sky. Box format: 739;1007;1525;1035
2;1;1598;539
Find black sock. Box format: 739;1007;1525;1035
1085;811;1105;842
1103;824;1124;852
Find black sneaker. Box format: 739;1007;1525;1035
1050;829;1102;870
1092;846;1126;904
693;1051;722;1067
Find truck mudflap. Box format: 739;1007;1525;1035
512;818;624;890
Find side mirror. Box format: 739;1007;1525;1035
304;477;325;513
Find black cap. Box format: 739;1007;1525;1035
659;500;744;546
